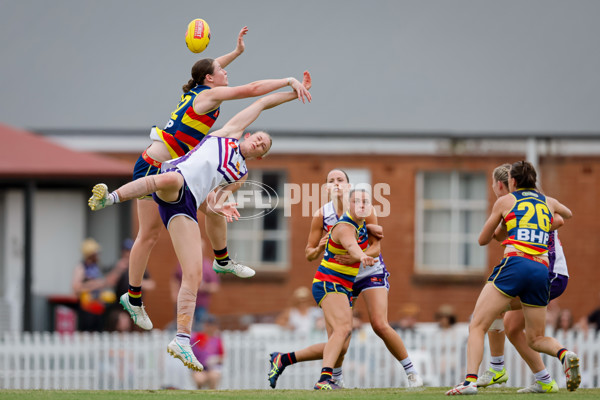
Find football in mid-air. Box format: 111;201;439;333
185;18;211;53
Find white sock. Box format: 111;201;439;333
534;369;552;384
332;367;343;381
108;191;119;204
175;333;190;346
400;356;417;374
490;355;504;371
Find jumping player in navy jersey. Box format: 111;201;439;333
121;25;311;332
88;73;311;372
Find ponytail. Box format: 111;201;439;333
182;78;196;93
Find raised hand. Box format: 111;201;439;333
302;70;312;90
236;26;248;54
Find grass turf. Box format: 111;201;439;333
1;387;599;400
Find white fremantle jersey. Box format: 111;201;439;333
549;230;568;277
163;135;247;207
321;201;385;280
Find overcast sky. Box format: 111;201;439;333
1;0;600;133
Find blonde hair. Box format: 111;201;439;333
493;163;511;188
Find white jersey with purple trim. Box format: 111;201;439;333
162;135;247;207
550;230;568;277
321;201;385;280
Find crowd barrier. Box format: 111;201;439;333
1;325;598;390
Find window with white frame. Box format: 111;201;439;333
226;170;288;270
415;171;488;273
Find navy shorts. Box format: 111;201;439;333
132;153;160;181
152;170;198;229
133;153;161;200
549;273;568;300
488;256;550;307
352;267;390;298
312;281;353;308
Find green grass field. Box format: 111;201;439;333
1;388;599;400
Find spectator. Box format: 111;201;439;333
275;286;323;335
546;300;561;328
434;304;458;385
191;315;224;389
114;238;156;300
392;303;420;332
71;238;118;331
587;291;600;332
435;304;457;330
554;309;574;335
106;309;133;333
170;238;220;331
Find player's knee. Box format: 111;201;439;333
525;335;537;350
156;171;181;190
333;324;352;340
180;269;200;285
468;317;488;334
504;322;522;339
371;318;391;337
135;227;161;247
525;331;543;351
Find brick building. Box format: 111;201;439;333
42;129;600;330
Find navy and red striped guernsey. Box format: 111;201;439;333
502;188;552;256
154;85;220;159
313;211;368;291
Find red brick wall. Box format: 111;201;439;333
109;152;600;329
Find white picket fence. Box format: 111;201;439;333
1;325;598;390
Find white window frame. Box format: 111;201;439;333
415;170;488;274
226;169;289;271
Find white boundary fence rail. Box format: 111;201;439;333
1;325;598;390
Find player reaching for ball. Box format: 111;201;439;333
115;25;311;332
88;73;312;372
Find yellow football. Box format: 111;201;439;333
185;19;211;53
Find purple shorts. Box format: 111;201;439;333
549;273;568;300
352;266;390;298
152;170;198;228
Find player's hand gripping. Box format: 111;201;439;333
289;71;312;103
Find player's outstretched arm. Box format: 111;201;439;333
216;71;311;140
194;72;311;113
215;26;248;68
